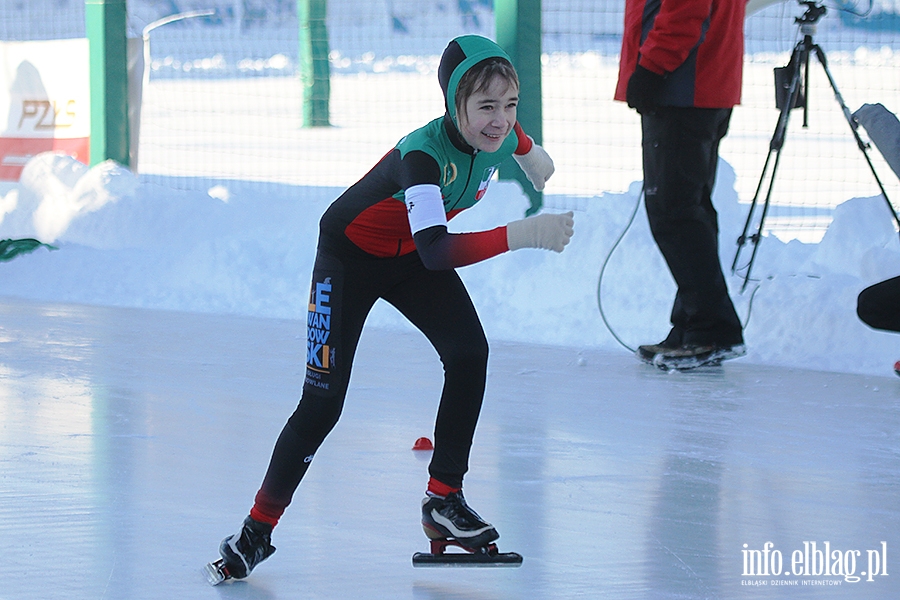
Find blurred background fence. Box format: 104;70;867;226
2;0;900;241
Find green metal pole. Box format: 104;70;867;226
85;0;130;166
298;0;331;127
496;0;542;215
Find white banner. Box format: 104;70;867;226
0;38;90;181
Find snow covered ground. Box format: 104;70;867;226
0;145;898;377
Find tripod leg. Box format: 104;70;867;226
732;148;774;273
740;145;788;293
734;41;805;290
802;44;811;127
772;43;807;150
813;45;900;236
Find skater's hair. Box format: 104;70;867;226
455;57;519;124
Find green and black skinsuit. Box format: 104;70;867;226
248;35;535;527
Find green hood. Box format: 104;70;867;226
438;35;512;128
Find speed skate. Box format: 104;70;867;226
203;558;233;585
412;537;523;567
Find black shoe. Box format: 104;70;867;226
421;491;499;548
637;328;683;363
637;342;676;363
653;343;747;371
219;517;276;579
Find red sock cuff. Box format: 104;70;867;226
250;490;285;527
249;506;280;527
427;477;461;497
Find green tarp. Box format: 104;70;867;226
0;238;57;262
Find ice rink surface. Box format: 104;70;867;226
1;296;898;599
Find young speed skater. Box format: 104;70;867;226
207;34;573;581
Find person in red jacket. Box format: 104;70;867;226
615;0;748;370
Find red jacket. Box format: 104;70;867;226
615;0;746;108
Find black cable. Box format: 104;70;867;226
832;0;874;18
596;186;643;353
740;280;762;330
596;184;762;352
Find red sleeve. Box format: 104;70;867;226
639;0;713;74
513;122;533;155
413;225;509;270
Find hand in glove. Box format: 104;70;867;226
626;65;666;115
507;211;574;253
513;141;555;192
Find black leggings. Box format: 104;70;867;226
253;236;488;521
858;276;900;333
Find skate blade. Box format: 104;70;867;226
203;558;231;586
654;357;722;372
653;346;744;371
412;539;522;568
412;550;523;567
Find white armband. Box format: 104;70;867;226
405;184;448;234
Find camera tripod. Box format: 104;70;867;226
731;0;900;292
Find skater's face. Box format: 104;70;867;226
457;75;518;153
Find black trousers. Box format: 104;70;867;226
253;233;489;520
641;107;743;346
858;275;900;332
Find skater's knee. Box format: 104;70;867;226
439;334;488;375
287;394;344;444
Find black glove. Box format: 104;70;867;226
626;65;666;115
